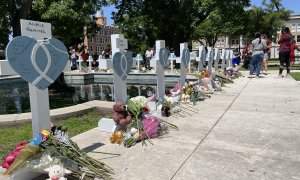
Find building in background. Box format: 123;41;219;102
83;10;119;57
283;14;300;44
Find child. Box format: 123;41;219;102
290;40;300;68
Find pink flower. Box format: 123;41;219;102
170;83;181;92
142;116;160;138
1;142;28;169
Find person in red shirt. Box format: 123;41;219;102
290;39;300;68
278;27;292;77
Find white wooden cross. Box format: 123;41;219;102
196;45;206;71
180;42;189;86
221;49;226;70
155;40;167;99
7;19;68;180
214;48;220;71
225;49;230;68
136;54;143;71
189;52;197;73
206;47;214;72
168;53;176;72
111;34;129;103
88;55;93;71
78;56;83;71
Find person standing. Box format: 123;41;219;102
249;32;266;78
261;34;272;75
232;48;241;65
242;42;252;70
145;47;153;69
278;27;292;77
70;49;77;70
290;39;300;68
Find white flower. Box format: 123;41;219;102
130;127;138;135
130;96;148;107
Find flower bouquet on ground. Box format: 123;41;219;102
109;96;178;148
1;127;113;180
215;69;234;85
161;95;199;118
231;65;243;79
196;70;215;94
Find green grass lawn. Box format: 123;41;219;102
291;72;300;81
0;109;106;161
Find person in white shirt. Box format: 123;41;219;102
145;47;153;69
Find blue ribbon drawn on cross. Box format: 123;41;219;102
181;48;190;68
159;47;169;68
112;51;133;80
6;36;68;90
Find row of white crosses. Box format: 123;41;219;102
69;45;234;75
197;45;234;72
75;52;145;73
110;35;192;101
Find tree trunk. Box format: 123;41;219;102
212;35;218;47
12;0;33;37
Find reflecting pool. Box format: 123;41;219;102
0;83;173;115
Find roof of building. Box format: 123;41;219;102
290;14;300;20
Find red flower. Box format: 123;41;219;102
1;142;28;169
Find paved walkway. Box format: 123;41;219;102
1;71;300;179
71;71;300;180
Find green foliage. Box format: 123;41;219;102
243;0;291;41
0;0;112;48
112;0;250;54
192;2;247;47
127;99;143;119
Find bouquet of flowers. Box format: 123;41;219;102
2;127;113;179
110;96;178;148
215;69;234;85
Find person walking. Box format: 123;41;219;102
249;32;266;78
261;34;272;75
145;47;153;69
278;27;292;77
290;39;300;68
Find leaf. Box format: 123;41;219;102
127;100;142;118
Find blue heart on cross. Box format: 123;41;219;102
159;47;169;68
112;51;133;80
6;36;68;90
181;48;190;68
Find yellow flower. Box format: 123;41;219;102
41;130;50;136
186;88;191;95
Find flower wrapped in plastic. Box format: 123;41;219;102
3;144;41;175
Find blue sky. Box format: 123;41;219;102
103;0;300;25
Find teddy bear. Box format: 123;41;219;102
45;165;71;180
112;102;131;129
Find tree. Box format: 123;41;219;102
112;0;250;54
243;0;291;41
0;0;111;49
192;2;247;47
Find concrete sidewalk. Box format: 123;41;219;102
1;71;300;179
71;71;300;180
